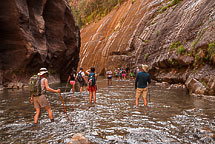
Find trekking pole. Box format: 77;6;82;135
58;92;70;121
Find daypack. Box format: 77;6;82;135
77;72;84;82
29;75;42;97
88;73;96;86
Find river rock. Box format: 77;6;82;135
0;0;80;89
68;133;93;144
185;76;206;95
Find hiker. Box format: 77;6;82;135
86;67;97;103
114;69;118;79
130;70;135;80
66;70;76;94
30;68;60;124
106;69;113;85
117;68;121;80
135;64;151;107
122;68;126;80
76;67;87;95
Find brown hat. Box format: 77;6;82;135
142;64;148;72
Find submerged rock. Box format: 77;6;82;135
68;133;93;144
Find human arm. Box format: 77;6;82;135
81;72;87;83
44;78;60;93
30;95;33;104
85;69;90;75
67;75;71;83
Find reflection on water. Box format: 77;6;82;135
0;77;215;143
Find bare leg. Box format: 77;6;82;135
93;91;96;103
135;97;139;106
143;97;147;106
34;108;40;124
89;91;92;103
45;106;54;121
72;84;75;94
80;87;82;95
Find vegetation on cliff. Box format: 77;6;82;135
67;0;127;27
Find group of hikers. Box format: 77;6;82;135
30;64;151;124
105;67;141;85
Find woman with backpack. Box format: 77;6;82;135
86;67;98;103
67;70;76;94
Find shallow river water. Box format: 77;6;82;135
0;77;215;143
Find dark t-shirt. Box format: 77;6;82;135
135;71;151;89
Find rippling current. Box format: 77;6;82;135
0;77;215;143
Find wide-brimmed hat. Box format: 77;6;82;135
38;71;48;76
40;68;48;72
142;64;148;72
38;68;48;76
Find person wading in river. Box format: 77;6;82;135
86;67;98;103
31;68;60;124
76;67;88;95
135;64;151;107
66;69;76;94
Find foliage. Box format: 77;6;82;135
207;42;215;63
169;58;178;65
67;0;127;27
160;0;183;13
144;53;149;61
191;27;208;53
169;41;181;51
176;45;186;55
132;0;137;4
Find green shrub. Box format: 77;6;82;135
132;0;137;4
176;45;186;55
207;42;215;62
68;0;127;27
144;53;149;61
169;41;181;51
160;0;183;13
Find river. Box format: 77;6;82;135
0;77;215;143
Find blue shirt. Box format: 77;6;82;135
135;71;151;89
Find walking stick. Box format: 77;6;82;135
59;92;70;121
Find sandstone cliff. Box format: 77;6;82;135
79;0;215;96
0;0;80;89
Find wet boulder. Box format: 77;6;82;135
185;76;206;95
68;133;93;144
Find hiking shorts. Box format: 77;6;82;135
136;88;148;99
79;81;87;87
70;80;75;85
33;94;50;109
107;77;112;79
88;85;96;92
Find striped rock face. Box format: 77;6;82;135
78;0;215;95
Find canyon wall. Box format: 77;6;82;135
79;0;215;95
0;0;80;89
